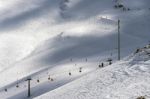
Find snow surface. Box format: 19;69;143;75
35;47;150;99
0;0;150;98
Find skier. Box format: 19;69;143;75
101;62;104;67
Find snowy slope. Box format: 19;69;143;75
35;46;150;99
0;0;150;88
0;61;99;99
0;0;150;98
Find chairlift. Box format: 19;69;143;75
69;72;71;76
37;79;40;83
109;61;112;65
51;78;54;81
107;58;112;65
48;75;50;80
4;88;7;92
107;58;112;62
79;67;82;73
16;83;19;88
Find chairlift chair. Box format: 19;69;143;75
79;70;82;72
51;78;54;81
37;79;40;83
107;58;112;65
16;84;19;88
69;72;71;76
48;77;50;80
4;88;7;92
48;76;50;80
79;67;82;72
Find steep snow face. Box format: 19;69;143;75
35;47;150;99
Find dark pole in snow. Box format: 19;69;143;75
118;19;121;60
26;78;32;97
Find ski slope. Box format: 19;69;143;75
0;61;100;99
35;46;150;99
0;0;150;98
